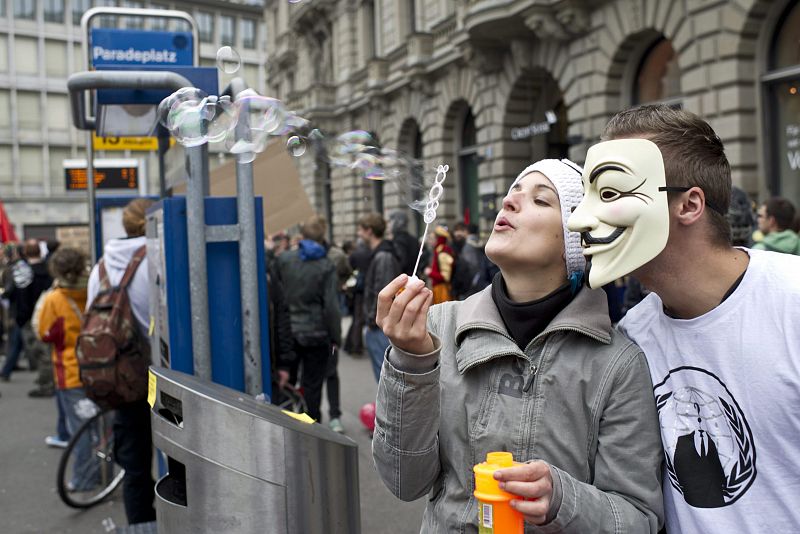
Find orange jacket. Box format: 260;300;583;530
37;287;87;390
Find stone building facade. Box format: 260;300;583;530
266;0;800;245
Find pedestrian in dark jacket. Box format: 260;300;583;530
388;211;420;276
343;239;371;355
1;239;52;381
358;213;401;382
266;260;295;401
276;216;341;423
319;216;352;433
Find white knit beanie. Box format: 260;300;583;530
508;159;586;281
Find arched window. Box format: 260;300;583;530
633;39;682;106
762;1;800;202
458;110;479;226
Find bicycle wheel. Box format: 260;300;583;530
57;408;126;509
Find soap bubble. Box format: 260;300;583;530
216;46;241;74
287;135;307;157
204;96;238;144
157;87;207;130
235;90;288;135
161;94;238;147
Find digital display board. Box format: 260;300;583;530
64;159;139;191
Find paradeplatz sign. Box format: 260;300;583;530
91;28;193;68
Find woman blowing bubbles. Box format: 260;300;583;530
372;160;664;533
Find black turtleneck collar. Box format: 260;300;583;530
490;272;576;351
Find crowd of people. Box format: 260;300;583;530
2;103;800;533
0;200;157;526
263;210;500;433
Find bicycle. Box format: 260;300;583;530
57;406;126;509
276;383;308;414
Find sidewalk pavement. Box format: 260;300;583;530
0;366;129;534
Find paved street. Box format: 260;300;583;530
0;322;426;533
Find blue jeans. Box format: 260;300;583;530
57;388;100;490
365;327;390;382
56;396;70;441
0;325;24;378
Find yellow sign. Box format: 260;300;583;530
93;134;173;151
147;370;157;408
282;410;315;424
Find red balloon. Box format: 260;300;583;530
359;402;376;432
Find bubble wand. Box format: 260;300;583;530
410;164;449;280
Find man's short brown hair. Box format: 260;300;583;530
301;215;326;243
358;213;386;239
764;197;797;231
601;105;732;247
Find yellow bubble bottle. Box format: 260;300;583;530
473;452;524;534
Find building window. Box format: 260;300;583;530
763;1;800;203
0;146;12;186
220;15;235;46
149;3;168;30
17;91;41;130
241;19;256;49
72;0;89;25
361;1;376;62
96;0;117;28
44;0;63;22
633;39;682;106
122;0;144;29
197;11;214;43
14;0;36;19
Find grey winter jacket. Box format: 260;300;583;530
373;285;663;533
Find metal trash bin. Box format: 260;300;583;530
150;367;360;533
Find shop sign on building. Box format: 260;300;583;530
510;110;558;141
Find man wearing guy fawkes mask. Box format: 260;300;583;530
568;105;800;534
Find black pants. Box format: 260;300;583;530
296;341;331;423
344;293;365;354
114;400;156;525
326;347;341;420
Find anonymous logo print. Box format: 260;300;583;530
654;366;756;508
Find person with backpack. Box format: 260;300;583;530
86;198;155;525
36;247;97;489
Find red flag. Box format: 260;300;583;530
0;200;18;243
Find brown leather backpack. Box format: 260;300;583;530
77;246;150;409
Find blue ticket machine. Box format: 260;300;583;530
146;197;271;396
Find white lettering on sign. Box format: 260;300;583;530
788;151;800;171
510;110;558;141
92;46;178;65
787;123;800;171
511;121;551;141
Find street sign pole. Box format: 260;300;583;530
86;132;97;263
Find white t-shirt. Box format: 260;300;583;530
619;248;800;534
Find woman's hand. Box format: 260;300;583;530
376;274;435;355
494;461;554;525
